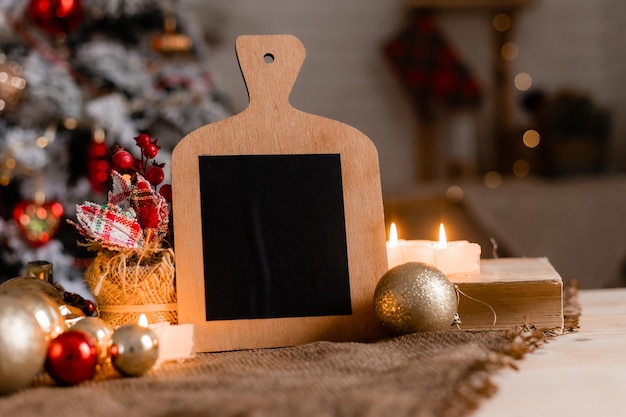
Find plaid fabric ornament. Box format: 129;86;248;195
131;175;169;244
383;10;482;120
69;202;144;251
108;170;133;210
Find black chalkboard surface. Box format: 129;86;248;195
171;34;388;352
199;154;351;321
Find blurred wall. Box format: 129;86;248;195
194;0;626;194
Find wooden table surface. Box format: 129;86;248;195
475;288;626;416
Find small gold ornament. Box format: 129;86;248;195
151;13;192;54
24;260;55;284
373;262;457;334
71;317;113;364
0;295;47;394
109;324;159;377
0;54;27;113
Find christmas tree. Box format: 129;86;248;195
0;0;230;292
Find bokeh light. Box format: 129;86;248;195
512;159;530;178
514;73;532;91
484;171;502;189
493;13;511;32
522;129;540;148
446;185;464;202
501;42;519;61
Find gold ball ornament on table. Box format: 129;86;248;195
0;295;48;394
0;276;86;324
109;324;159;377
71;317;113;364
373;262;458;335
4;291;67;341
0;276;65;305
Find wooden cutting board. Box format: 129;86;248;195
171;34;388;352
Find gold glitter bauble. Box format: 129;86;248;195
0;295;47;394
0;58;27;113
71;317;113;364
373;262;457;334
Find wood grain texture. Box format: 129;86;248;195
171;35;388;352
450;258;564;331
476;288;626;417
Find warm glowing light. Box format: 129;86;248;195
36;207;47;219
93;126;105;143
138;314;149;327
438;223;447;249
501;42;519;61
36;136;49;148
63;118;77;130
388;222;398;247
11;77;26;89
446;185;464;202
493;13;511;32
484;171;502;189
523;129;540;148
514;73;532;91
513;159;530;178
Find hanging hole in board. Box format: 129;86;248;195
263;53;275;63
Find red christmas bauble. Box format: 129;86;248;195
87;140;110;193
27;0;84;36
13;200;64;247
45;330;98;386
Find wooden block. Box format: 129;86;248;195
449;257;564;331
171;35;388;352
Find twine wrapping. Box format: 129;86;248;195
84;247;177;327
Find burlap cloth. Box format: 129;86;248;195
0;283;580;417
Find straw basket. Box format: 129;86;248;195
85;247;177;327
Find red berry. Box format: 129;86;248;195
112;149;134;170
159;184;172;201
145;165;165;185
142;143;159;159
134;133;152;148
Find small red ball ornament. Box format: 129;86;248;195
88;140;110;193
45;330;98;386
27;0;85;36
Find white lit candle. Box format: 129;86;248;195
139;314;194;366
386;222;481;275
386;222;404;268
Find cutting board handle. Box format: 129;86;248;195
236;34;306;112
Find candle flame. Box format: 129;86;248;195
438;223;447;249
389;222;398;247
138;313;148;327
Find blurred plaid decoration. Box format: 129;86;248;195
384;10;483;120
